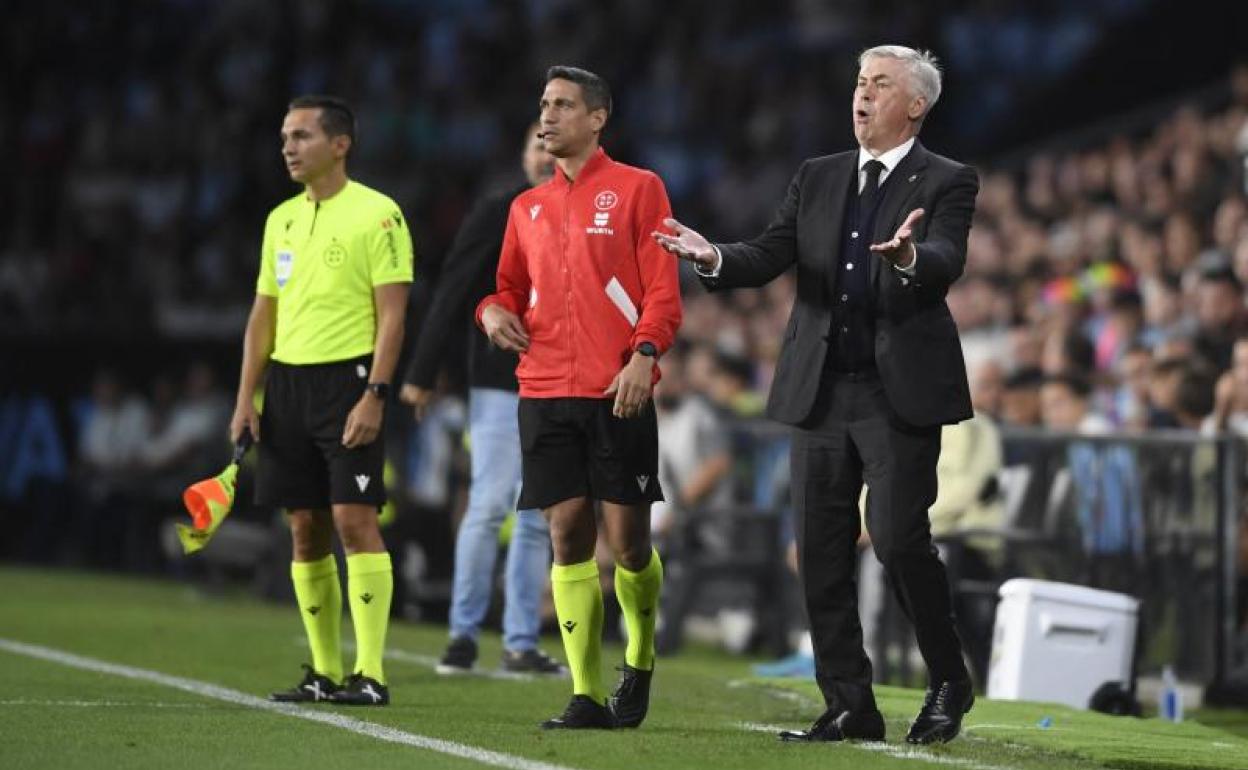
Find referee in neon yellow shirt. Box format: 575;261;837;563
229;95;412;706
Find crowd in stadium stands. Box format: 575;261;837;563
5;1;1248;673
2;0;1144;336
66;364;231;570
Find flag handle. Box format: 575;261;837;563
232;428;255;465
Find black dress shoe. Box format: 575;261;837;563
778;708;885;742
906;679;974;744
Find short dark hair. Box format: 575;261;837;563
1175;366;1216;420
1200;265;1243;293
713;351;754;386
1109;288;1142;313
1060;330;1096;375
1043;372;1091;399
1004;367;1045;391
288;95;357;149
546;66;612;117
1152;357;1188;378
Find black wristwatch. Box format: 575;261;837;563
366;382;390;401
636;342;658;358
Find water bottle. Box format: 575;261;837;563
1159;665;1183;722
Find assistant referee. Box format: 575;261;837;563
229;95;412;707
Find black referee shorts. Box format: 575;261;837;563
517;397;664;510
256;355;386;510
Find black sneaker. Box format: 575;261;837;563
436;636;477;675
500;648;569;676
608;664;653;728
541;694;615;730
330;672;390;706
269;664;339;703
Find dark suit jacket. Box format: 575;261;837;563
404;183;525;392
700;141;977;428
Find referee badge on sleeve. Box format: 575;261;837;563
276;250;294;288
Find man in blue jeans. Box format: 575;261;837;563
400;124;566;675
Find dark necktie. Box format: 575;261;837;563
861;159;885;213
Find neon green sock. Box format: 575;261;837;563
346;552;393;683
290;555;343;682
552;559;606;704
614;548;663;670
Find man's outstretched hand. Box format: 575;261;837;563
869;208;924;268
653;218;718;271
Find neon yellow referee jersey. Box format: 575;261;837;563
257;181;414;364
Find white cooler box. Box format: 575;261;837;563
987;578;1138;710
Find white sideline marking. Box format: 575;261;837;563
857;741;1016;770
310;638;542;682
727;679;820;707
387;647;538;681
964;722;1069;733
0;638;578;770
0;699;211;708
738;720;789;732
736;721;1015;770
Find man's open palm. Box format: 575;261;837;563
652;218;717;269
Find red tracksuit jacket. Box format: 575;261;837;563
475;148;683;398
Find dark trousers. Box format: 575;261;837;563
792;371;967;713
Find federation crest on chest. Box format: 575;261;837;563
587;189;618;235
594;190;618;211
323;241;348;268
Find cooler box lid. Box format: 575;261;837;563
998;578;1138;614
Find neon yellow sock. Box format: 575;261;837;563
290;555;343;682
552;559;606;704
346;552;393;683
614;548;663;670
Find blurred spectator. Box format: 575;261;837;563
1092;289;1143;372
1139;272;1191;350
705;350;763;419
1042;373;1111;434
651;348;733;540
72;370;152;568
1210;337;1248;434
1193;268;1246;371
931;360;1007;684
79;370;151;481
1042;373;1144;590
139;363;229;483
1111;344;1155;431
969;359;1005;420
1001;367;1044;429
1173;364;1218;430
931;378;1006;552
1041;327;1096;379
1149;357;1189;428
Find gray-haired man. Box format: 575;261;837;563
655;45;979;744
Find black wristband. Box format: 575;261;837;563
636;342;658;358
366;382;390;400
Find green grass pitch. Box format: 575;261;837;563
1;565;1245;770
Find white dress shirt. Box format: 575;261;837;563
698;137;919;277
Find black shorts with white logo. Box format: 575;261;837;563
256;355;386;509
517;397;664;510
